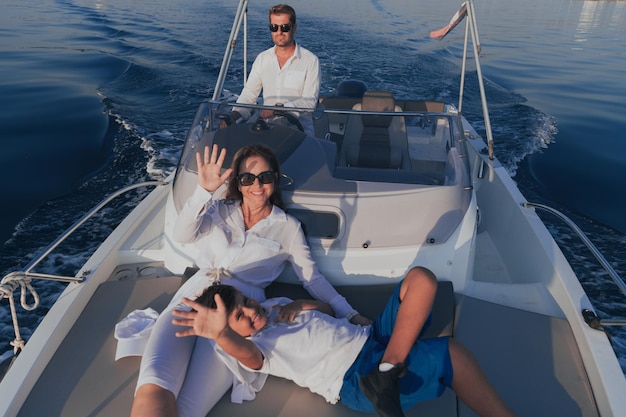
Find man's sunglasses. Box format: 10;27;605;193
237;171;276;186
269;23;292;33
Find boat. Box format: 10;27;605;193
1;1;625;416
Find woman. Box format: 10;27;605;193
130;144;369;417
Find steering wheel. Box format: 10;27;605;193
216;113;232;126
217;109;305;133
273;110;305;133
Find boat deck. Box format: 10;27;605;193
13;256;600;417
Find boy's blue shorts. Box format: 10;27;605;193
339;280;453;412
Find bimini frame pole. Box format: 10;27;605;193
462;0;495;160
458;12;469;113
212;0;248;101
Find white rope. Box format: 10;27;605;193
1;272;41;354
205;267;232;285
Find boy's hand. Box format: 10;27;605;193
173;294;229;339
273;300;303;323
273;299;335;322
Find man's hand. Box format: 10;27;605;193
218;111;241;129
260;109;276;119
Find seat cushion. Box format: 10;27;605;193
346;143;402;169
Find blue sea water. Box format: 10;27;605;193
0;0;624;375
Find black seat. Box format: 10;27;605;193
339;91;409;169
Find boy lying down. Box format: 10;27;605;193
172;266;518;417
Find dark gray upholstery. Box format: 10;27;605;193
339;91;410;170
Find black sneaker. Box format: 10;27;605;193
359;365;407;417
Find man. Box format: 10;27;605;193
222;4;320;136
173;267;518;417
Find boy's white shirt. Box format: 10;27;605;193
214;345;268;403
215;297;371;404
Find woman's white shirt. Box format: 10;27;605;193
171;185;354;318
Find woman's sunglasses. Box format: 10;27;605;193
237;171;276;186
269;23;292;33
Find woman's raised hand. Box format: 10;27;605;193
196;144;233;192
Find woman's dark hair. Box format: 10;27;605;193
224;144;284;209
269;4;296;25
194;284;239;314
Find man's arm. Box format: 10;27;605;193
230;55;265;122
173;295;264;370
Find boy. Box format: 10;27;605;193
173;267;517;417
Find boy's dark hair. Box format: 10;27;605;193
194;284;239;314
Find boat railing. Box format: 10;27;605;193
213;98;454;116
524;202;626;328
210;100;456;124
0;180;168;356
